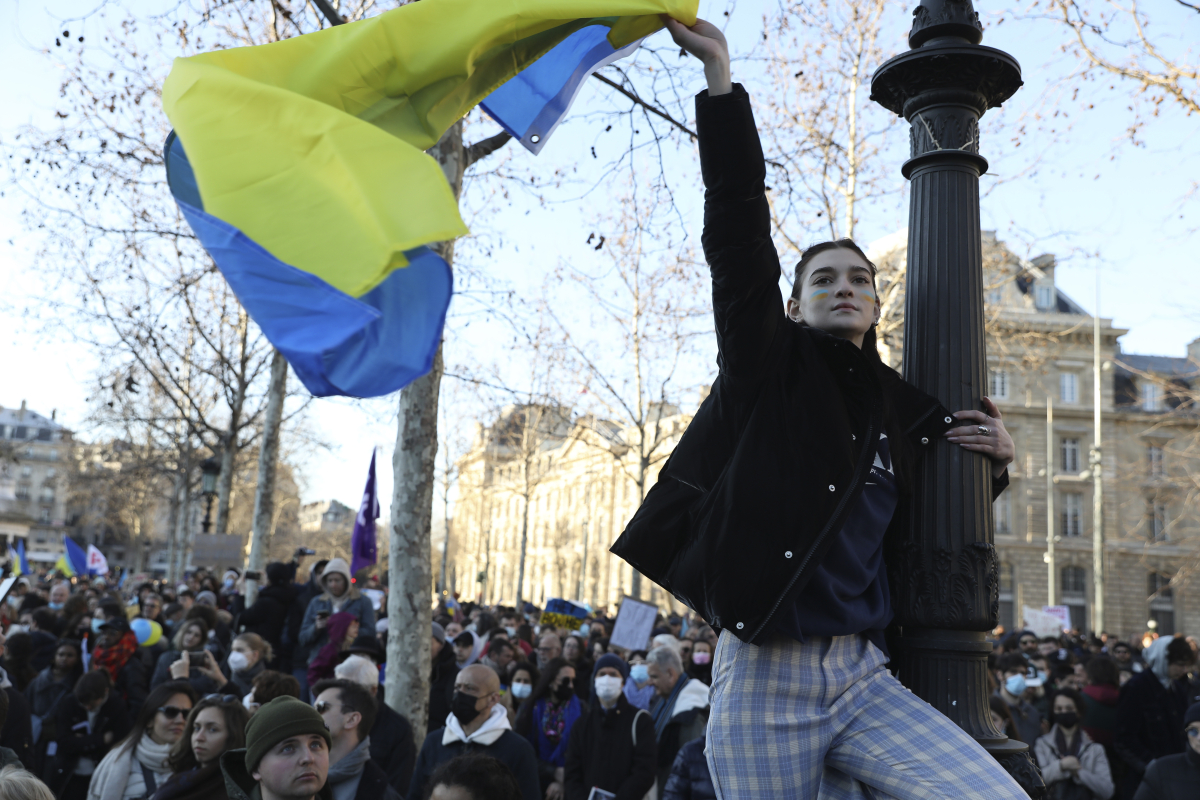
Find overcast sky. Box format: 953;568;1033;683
1;0;1196;517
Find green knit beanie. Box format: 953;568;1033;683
244;696;331;772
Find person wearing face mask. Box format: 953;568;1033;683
687;640;713;686
225;635;272;698
408;664;540;800
150;694;249;800
47;584;71;617
563;654;655;800
1034;688;1113;800
623;652;654;711
514;659;582;800
561;636;592;704
504;665;539;726
995;653;1043;748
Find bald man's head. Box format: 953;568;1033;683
451;664;501;730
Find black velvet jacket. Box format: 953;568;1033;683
610;85;1007;645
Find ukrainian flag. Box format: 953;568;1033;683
163;0;696;398
55;536;90;578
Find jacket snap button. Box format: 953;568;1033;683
921;437;929;445
828;484;835;492
785;551;793;558
851;434;856;441
736;622;744;630
944;416;953;424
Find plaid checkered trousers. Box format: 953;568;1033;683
705;631;1029;799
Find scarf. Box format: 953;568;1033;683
1054;725;1081;758
93;632;139;682
326;736;372;800
652;674;688;742
532;696;582;766
308;612;356;686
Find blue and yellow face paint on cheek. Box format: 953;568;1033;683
161;0;698;398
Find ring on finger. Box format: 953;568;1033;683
977;425;990;435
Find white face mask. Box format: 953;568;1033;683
5;625;26;636
511;682;532;699
595;675;623;703
243;690;258;712
227;651;250;673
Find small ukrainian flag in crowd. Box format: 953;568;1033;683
162;0;696;398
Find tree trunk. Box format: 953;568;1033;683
245;349;288;607
215;310;250;536
385;120;465;744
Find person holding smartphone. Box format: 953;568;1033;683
151;620;224;698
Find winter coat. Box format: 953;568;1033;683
662;735;717;800
286;575;325;671
369;700;416;794
237;583;296;664
324;738;400;800
526;695;584;768
1115;670;1191;774
652;678;709;792
409;706;540;800
1132;749;1200;800
609;84;1008;644
149;763;231;800
226;659;265;699
42;691;131;794
2;685;35;771
1081;684;1120;748
428;644;459;730
299;595;376;661
1034;726;1114;799
25;666;78;746
564;695;656;800
219;748;333;800
86;736;174;800
109;652;150;718
29;630;60;672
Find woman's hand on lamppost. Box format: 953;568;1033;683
663;16;731;97
945;396;1015;479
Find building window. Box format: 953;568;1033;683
1148;572;1175;635
1035;284;1055;309
37;428;51;441
998;563;1015;632
991;370;1010;401
1061;438;1081;473
1062;566;1086;594
1061;565;1088;631
994;493;1012;535
1148;446;1164;478
1061;493;1083;537
16;485;30;500
1141;382;1162;412
1060;373;1079;404
23;447;33;459
20;466;31;478
1149;502;1169;541
45;468;56;479
39;507;51;522
48;450;58;462
39;488;54;503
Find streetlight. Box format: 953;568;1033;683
200;457;221;534
870;0;1041;794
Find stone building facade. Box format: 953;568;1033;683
0;401;73;563
449;234;1199;640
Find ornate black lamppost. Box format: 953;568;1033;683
870;1;1042;795
199;457;221;534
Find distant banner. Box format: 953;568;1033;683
1022;605;1065;639
541;597;588;631
608;596;657;652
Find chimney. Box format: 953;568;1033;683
18;400;26;420
1188;337;1200;365
51;409;57;422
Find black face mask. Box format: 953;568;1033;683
1056;712;1078;729
553;682;575;702
451;691;482;726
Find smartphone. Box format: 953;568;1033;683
315;611;330;621
295;547;316;556
187;652;207;665
244;570;262;582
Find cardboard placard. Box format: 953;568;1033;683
608;596;658;652
540;598;587;631
1022;605;1065;639
1042;605;1072;631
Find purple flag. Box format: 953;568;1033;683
350;450;379;577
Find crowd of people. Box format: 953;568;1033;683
0;557;1196;800
988;628;1200;799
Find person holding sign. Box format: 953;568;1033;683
609;15;1023;800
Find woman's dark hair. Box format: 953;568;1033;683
514;657;572;736
788;239;914;490
73;669;111;705
114;680;197;758
1051;687;1086;723
53;639;84;675
1085;655;1119;688
1166;636;1197;665
564;635;588;663
515;623;534;646
62;595;89;620
988;695;1019;742
474;612;496;638
167;694;249;772
3;632;37;692
31;608;62;636
425;754;522;800
251;669;301;704
510;662;539;688
185;604;218;632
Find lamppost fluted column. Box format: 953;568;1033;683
870;1;1043;796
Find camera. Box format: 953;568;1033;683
244;570;262;582
295;547;316;557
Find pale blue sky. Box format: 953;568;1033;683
1;0;1196;514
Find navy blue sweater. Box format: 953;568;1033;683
775;431;897;655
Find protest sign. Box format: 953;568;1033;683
608;596;658;652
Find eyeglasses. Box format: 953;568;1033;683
1019;640;1036;646
203;694;239;704
314;701;341;715
157;706;191;720
1186;728;1200;738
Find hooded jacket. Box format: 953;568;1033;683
1034;726;1114;799
408;705;541;800
609;85;1007;645
1115;639;1192;774
564;694;656;800
299;560;376;657
651;677;708;792
662;735;717;800
219;747;333;800
429;643;459;730
237;583;297;661
1133;748;1200;800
